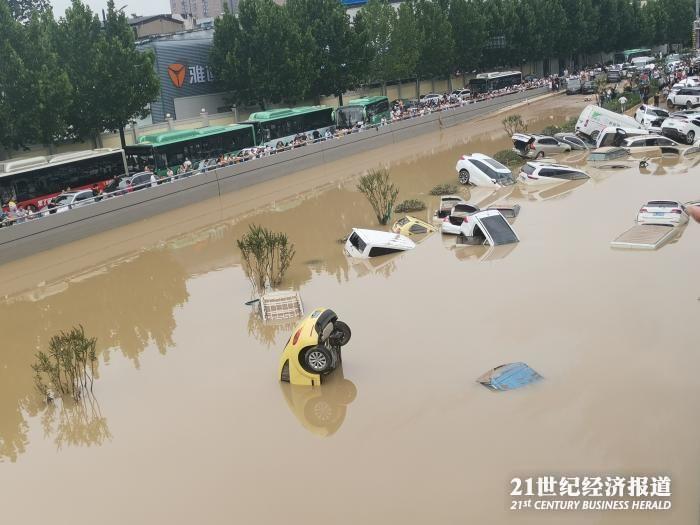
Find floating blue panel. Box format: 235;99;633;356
478;362;543;391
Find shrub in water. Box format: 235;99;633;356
429;184;459;195
357;167;400;225
237;225;296;294
395;199;426;213
502;114;528;136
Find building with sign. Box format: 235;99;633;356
137;29;231;123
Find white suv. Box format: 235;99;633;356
635;105;669;130
666;87;700;109
662;115;700;144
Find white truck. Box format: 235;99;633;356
576;105;643;141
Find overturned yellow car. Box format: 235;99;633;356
279;308;351;386
391;215;437;236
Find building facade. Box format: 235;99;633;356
170;0;239;17
128;15;184;38
138;30;231;123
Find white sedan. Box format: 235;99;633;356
637;200;688;226
455;153;515;187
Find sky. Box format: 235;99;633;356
50;0;171;18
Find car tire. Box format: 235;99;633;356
687;131;695;145
458;169;470;185
302;346;333;375
330;321;351;347
536;151;545;159
687;101;693;109
667;100;674;108
280;360;290;382
590;130;600;141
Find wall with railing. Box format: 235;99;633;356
0;86;552;264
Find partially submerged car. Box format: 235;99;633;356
512;134;571;159
517;161;589;185
661;115;700;144
595;126;649;148
279;308;351;386
455;153;515;187
635;104;669;131
477;363;543;392
636;200;689;226
441;202;481;235
587;147;629;162
392;215;437;236
620;134;683;157
434;195;463;219
458;209;519;246
554;132;590;150
344;228;416;258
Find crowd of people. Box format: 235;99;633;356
1;78;553;227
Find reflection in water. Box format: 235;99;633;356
247;309;298;349
40;393;111;451
513;179;589;202
451;240;519;262
279;367;357;437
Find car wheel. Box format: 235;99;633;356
667;99;674;108
302;346;333;374
536;151;545;159
458;169;470;185
687;131;695;144
329;321;351;346
687;101;693;109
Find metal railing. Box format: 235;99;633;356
0;82;551;229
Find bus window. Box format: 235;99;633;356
125;147;155;174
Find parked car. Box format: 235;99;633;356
635;105;670;130
554;133;590;150
419;93;442;105
118;171;153;192
518;162;589;185
343;228;415;258
637;200;689;227
441;202;482;235
581;80;597;95
565;77;581;95
458;210;519;246
50;190;100;213
666;87;700;109
661;115;700;144
450;88;471;100
512;134;571;159
671;77;700;89
392;216;436;236
455;153;515;186
607;69;622;83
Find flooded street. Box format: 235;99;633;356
2;94;700;524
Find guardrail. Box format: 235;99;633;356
0;85;552;262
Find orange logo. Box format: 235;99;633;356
168;63;186;88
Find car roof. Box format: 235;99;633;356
351;228;416;250
527;161;581;170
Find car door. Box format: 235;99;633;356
538;137;561;154
73;191;94;208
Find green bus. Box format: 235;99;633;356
335;96;391;129
614;48;652;64
124;124;256;176
241;106;335;147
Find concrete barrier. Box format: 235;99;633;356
0;87;551;264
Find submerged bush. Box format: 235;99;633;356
502;114;528;136
541;117;578;137
493;149;523;167
32;326;98;402
429;183;459;195
357;167;400;225
395;199;426;213
237;224;296;294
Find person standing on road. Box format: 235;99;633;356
619;95;628;113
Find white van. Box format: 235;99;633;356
631;56;655;68
595;126;650;149
576;105;643;140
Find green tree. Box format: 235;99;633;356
388;0;420;80
56;0;106;144
660;0;694;47
210;0;312;109
353;0;396;84
99;0;159;148
286;0;356;105
8;0;49;23
449;0;486;74
0;0;26;150
597;0;620;52
415;0;454;80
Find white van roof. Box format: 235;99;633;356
352;229;416;251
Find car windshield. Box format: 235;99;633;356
647;201;678;208
480;214;518;245
521;163;536;175
348;232;367;253
652;109;669;117
483;158;509;171
336;107;364;129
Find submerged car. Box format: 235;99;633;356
455;153;515;187
635;104;669;130
661;115;700;144
620;134;683;156
441;202;481;235
344;228;415;258
434;195;464;219
636;200;689;226
279;308;351;386
518;161;589;185
587;147;629;162
392;215;437;236
458;209;519;246
512;134;571;159
554;133;590;150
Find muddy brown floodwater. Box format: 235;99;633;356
2;94;700;525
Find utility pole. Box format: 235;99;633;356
695;0;700;49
